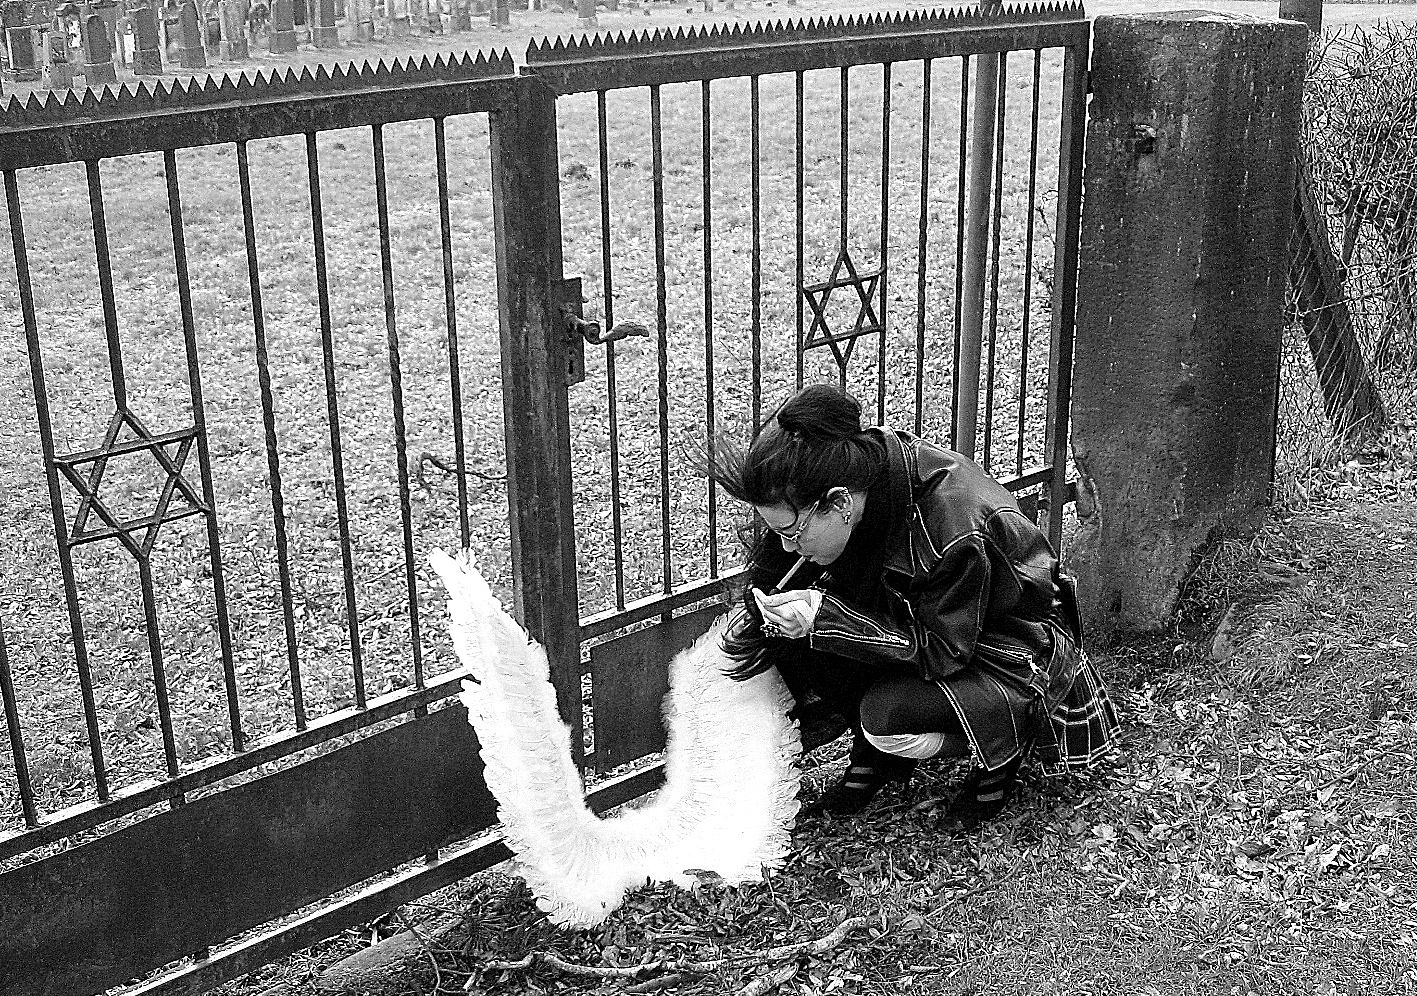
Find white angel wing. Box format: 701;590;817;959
429;549;800;928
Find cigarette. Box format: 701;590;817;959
770;555;809;595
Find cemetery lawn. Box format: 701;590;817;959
207;448;1417;995
0;11;1065;830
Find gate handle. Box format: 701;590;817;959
568;314;651;346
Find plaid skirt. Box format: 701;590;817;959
935;624;1121;774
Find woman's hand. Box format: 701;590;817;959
752;588;823;640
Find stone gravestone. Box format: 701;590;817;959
423;0;440;33
488;0;507;28
2;0;42;82
219;0;247;58
81;12;116;83
348;0;372;40
311;0;335;46
130;4;162;73
177;0;204;67
47;19;73;87
268;0;294;50
449;0;469;30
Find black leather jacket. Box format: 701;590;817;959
808;428;1071;682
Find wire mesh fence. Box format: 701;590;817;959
1280;19;1417;503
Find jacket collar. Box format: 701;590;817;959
874;427;917;579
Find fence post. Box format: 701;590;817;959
1068;12;1308;635
488;79;584;763
954;1;1003;458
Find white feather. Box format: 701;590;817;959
429;549;801;928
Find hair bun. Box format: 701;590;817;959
775;384;863;441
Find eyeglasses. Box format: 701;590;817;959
765;498;822;544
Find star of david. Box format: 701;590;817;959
53;407;207;559
801;247;884;375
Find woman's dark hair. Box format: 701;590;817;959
691;383;887;679
707;383;884;512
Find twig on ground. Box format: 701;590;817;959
735;961;801;996
924;859;1022;922
416;452;506;493
480;914;874;980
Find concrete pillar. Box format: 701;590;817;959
130;4;162;73
176;0;205;68
269;0;296;50
1068;12;1308;635
81;13;117;83
312;0;337;46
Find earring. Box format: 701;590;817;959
839;492;853;526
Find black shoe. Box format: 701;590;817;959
807;758;915;816
943;756;1021;830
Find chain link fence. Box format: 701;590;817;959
1279;19;1417;504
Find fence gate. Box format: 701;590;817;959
528;6;1089;777
0;5;1086;994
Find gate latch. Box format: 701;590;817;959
560;276;650;385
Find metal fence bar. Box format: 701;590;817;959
983;52;1009;472
1017;49;1043;478
0;620;38;829
837;66;849;392
957;52;999;460
795;71;806;390
0;675;460;863
237;138;304;728
1045;39;1088;552
524;9;1089;95
751;75;763;429
951;57;970;449
6;168;110;804
915;58;934;436
138;557;182;777
489;77;582;757
434;118;472;551
0;58;519;169
164;150;244;752
877;62;892;427
649;85;673;598
371;122;425;696
594;90;628;610
85;161;128;408
305;132;359;727
700;80;719;579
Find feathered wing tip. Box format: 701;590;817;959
430;550;802;929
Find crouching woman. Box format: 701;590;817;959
702;383;1121;825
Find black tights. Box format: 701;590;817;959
778;651;970;762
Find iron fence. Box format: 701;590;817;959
0;5;1088;994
